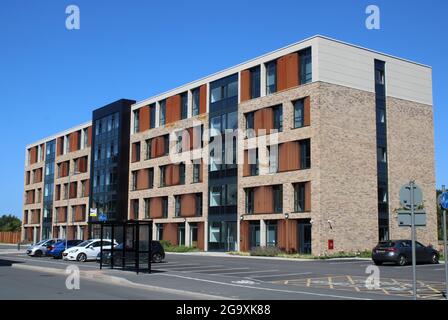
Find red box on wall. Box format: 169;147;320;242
328;239;334;250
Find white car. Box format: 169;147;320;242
62;239;117;262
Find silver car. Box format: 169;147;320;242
26;238;63;257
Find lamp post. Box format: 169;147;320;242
66;168;80;251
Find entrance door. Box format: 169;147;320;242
298;220;312;254
190;224;198;248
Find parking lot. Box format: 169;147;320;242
0;245;446;300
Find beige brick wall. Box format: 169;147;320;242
386;97;437;246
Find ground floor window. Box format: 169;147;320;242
266;221;277;247
178;223;185;246
208;221;236;251
156;223;163;241
249;221;260;249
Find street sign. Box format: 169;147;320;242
397;210;426;227
439;192;448;210
89;208;97;217
399;183;423;209
98;212;107;222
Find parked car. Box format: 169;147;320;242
96;241;165;264
372;240;439;266
47;240;83;259
26;238;64;257
62;239;118;262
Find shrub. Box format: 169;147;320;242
250;246;282;257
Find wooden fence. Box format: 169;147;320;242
0;231;21;244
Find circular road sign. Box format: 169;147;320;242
399;183;423;209
439;192;448;210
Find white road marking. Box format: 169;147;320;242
152;263;201;269
159;273;372;300
168;265;224;271
250;272;312;279
212;269;280;276
329;260;370;265
192;267;250;273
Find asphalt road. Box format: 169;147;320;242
0;248;446;300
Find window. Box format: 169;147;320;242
210;116;221;136
300;139;311;169
159;100;166;126
192;88;200;116
246;112;254;138
174;195;181;217
379;108;386;124
210;186;222;207
294;99;304;128
226;184;237;205
300;48;312;84
294;183;305;212
134;142;141;162
268;145;278;173
144;198;150;219
273;105;283;132
176;133;183;153
378;147;387;163
250;66;261;99
227;80;238;98
273;185;283;213
181;92;188;120
248;149;258;176
193;162;201;183
266;221;277;246
179;163;186;185
266;61;277;94
149;104;156;128
227;111;238;131
131;171;138;191
245;188;254;214
133;110;140;133
144;139;151;160
211;87;222;103
375;68;385;85
156;224;163;240
162;197;168;218
148;168;154;188
378;187;388;203
195;193;203;216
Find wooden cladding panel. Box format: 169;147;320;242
253;186;274;214
304;96;311;126
163;223;178;246
278;220;298;253
199;85;207;114
70;131;80;152
149;197;164;219
87;126;92;147
180;194;197;217
240;69;251;102
240;221;250;252
139;106;150;132
197;222;204;250
305;182;311;212
56;137;64;156
277;53;299;92
254;108;274;136
151;136;166;159
166;95;181;124
279;141;300;172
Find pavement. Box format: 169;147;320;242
0;246;446;300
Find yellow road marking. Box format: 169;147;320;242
307;278;311;287
328;277;333;289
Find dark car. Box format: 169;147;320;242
47;240;84;259
96;241;165;265
372;240;439;266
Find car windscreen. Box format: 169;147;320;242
377;241;396;247
77;240;92;247
68;240;82;246
35;240;47;245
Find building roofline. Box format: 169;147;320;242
26;121;92;149
132;34;431;109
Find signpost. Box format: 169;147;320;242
399;181;425;300
439;185;448;300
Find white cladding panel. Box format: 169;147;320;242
316;37;432;105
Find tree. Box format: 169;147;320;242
0;215;22;232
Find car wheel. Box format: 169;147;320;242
431;253;439;264
373;260;382;266
77;253;87;262
397;255;407;266
34;250;42;257
152;253;163;263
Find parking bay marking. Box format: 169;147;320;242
211;269;280;276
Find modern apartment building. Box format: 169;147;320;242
22;35;437;256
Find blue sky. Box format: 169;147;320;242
0;0;446;218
